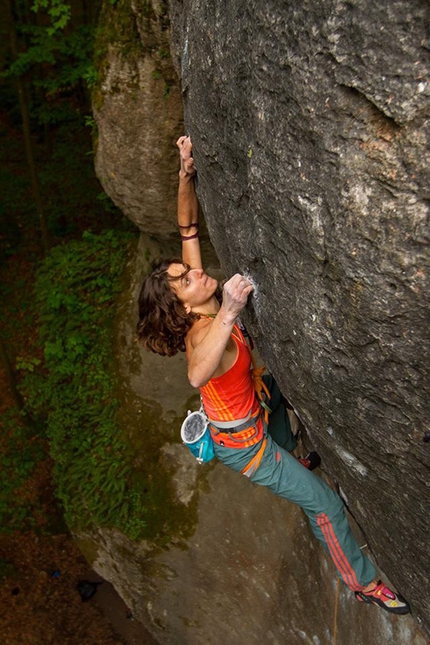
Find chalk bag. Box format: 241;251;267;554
180;408;215;464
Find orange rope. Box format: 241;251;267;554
333;577;340;645
251;361;271;424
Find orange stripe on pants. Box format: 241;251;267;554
317;512;362;591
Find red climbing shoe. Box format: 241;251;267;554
355;580;410;615
298;451;321;471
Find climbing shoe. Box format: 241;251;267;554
355;580;411;615
298;451;321;471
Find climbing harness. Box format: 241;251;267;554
209;407;264;449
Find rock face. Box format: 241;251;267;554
169;0;430;629
93;0;183;236
91;0;430;642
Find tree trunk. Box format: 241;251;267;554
0;336;24;411
6;0;50;253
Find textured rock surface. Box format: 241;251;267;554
89;0;430;643
169;0;430;631
93;0;183;235
79;469;429;645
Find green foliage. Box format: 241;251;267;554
0;409;46;533
1;1;194;545
82;65;99;90
5;1;96;126
7;24;95;97
20;228;150;534
16;356;42;372
84;114;96;129
31;0;72;35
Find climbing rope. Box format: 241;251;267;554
333;577;340;645
251;361;271;424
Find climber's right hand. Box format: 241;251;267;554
176;135;196;177
220;274;254;324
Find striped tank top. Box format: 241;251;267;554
199;325;260;423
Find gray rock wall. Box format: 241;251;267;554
80;467;429;645
93;0;183;235
169;0;430;631
90;0;430;642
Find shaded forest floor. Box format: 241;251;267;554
0;246;158;644
0;530;127;645
0;533;159;645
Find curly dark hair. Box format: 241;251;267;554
136;258;199;357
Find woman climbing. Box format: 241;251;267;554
136;135;410;616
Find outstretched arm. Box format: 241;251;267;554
176;136;202;270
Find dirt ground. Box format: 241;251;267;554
0;531;159;645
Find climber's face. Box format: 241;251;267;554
167;262;218;313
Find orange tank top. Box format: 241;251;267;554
199;325;259;423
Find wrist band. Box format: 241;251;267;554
179;223;199;229
181;232;199;241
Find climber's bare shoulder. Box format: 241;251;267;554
185;317;237;383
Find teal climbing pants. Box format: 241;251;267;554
213;376;376;591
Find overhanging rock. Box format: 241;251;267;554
169;0;430;631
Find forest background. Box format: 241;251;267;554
0;1;151;642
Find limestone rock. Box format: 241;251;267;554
93;0;183;235
87;0;430;642
169;0;430;631
80;467;430;645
